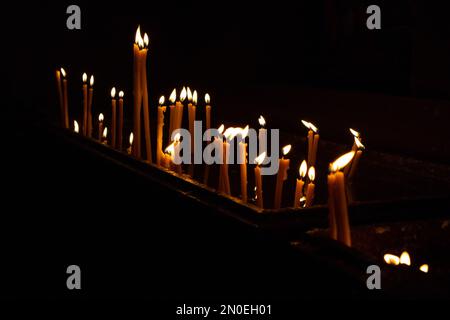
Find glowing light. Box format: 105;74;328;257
111;87;116;98
255;152;266;166
384;254;400;265
129;132;134;145
74;120;79;133
187;87;193;101
169;89;176;104
301;120;318;133
119;91;124;98
193;90;198;105
99;113;104;122
299;160;307;178
89;75;94;86
240;125;249;139
159;96;165;105
102;127;108;138
60;68;66;77
331;151;355;172
205;93;211;104
259;116;266;127
308;166;315;182
82;73;87;83
218;124;225;135
419;264;429;273
355;137;365;150
143;33;149;47
180;87;187;102
350;128;360;138
282;145;292;156
400;251;411;266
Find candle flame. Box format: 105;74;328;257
301;120;318;133
129;132;134;145
180;87;187;102
299;160;307;178
187;87;193;102
308;167;315;181
111;87;116;98
103;127;108;139
82;73;87;83
350;128;360;138
99;113;104;122
331;151;355;172
355;137;365;150
384;254;400;265
224;127;238;140
165;142;175;155
255;152;266;166
74;120;79;133
193;90;198;105
60;68;66;78
259;115;266;127
218;124;225;134
174;133;181;142
240;125;249;139
419;264;429;273
400;251;411;266
143;33;149;47
135;26;142;44
89;75;94;86
205;93;211;104
282;145;292;156
119;91;124;98
159;95;165;105
169;89;176;104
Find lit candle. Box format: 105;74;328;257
203;93;212;184
294;160;307;208
188;89;197;177
258;116;267;156
175;87;187;132
55;69;64;127
118;91;124;151
168;89;176;144
254;152;266;209
239;126;249;202
141;32;152;163
327;168;337;240
221;128;237;195
344;128;361;176
274;145;291;209
400;251;411;266
98;113;104;141
215;125;225;192
163;142;175;170
102;127;108;145
110;87;117;148
127;132;134;155
304;167;316;207
347;137;365;180
302;120;319;168
329;151;355;246
74;120;79;133
82;73;88;136
61;68;69;129
419;264;429;273
384;254;400;265
133;26;143;158
156;96;166;166
173;133;182;175
87;75;94;138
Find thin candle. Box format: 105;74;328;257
87;75;94;138
82;73;88;136
98;113;104;141
203;93;212;184
110;87;117;148
302;120;319;168
258;116;267;156
102;126;108;145
118;91;124;151
188;90;197;177
254;152;266;209
168;89;176;144
141;32;152;163
55;69;64;127
61;68;69;129
344;128;361;176
348;137;365;180
274;145;291;209
156;95;166;166
133;26;143;158
294;160;307;208
127;132;134;155
304;167;316;207
239;126;249;202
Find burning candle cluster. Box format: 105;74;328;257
54;26;368;248
384;251;429;273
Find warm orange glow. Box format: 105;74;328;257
419;264;429;273
99;113;104;122
89;75;94;86
224;127;238;140
165;142;175;155
169;89;176;104
174;133;181;142
331;151;355;172
60;68;66;77
82;73;87;83
159;96;165;105
119;91;124;98
205;93;211;104
259;116;266;127
143;33;149;47
180;87;187;102
102;127;108;138
400;251;411;266
282;145;292;156
301;120;318;133
240;125;249;139
111;87;116;98
135;26;141;44
299;160;307;178
350;128;360;138
187;87;193;101
218;124;225;135
74;120;79;133
129;132;134;145
355;137;365;150
384;254;400;265
255;152;266;166
308;166;315;181
192;90;198;105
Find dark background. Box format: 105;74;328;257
2;0;450;306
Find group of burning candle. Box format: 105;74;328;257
55;26;368;248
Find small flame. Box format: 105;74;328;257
129;132;134;145
180;87;187;102
98;113;104;122
350;128;360;138
143;33;149;47
103;127;108;138
89;75;94;86
240;125;249;139
355;137;365;150
60;68;66;78
300;196;307;205
82;73;87;83
384;254;400;265
301;120;318;133
205;93;211;104
174;133;181;142
119;91;124;98
301;120;310;130
111;87;116;98
165;142;175;155
400;251;411;266
308;167;316;181
282;145;292;156
159;96;165;105
299;160;308;178
187;87;193;101
331;151;355;172
419;264;429;273
193;90;198;105
74;120;79;133
135;26;142;44
169;89;176;104
224;127;238;140
259;116;266;127
255;152;266;166
218;124;225;135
